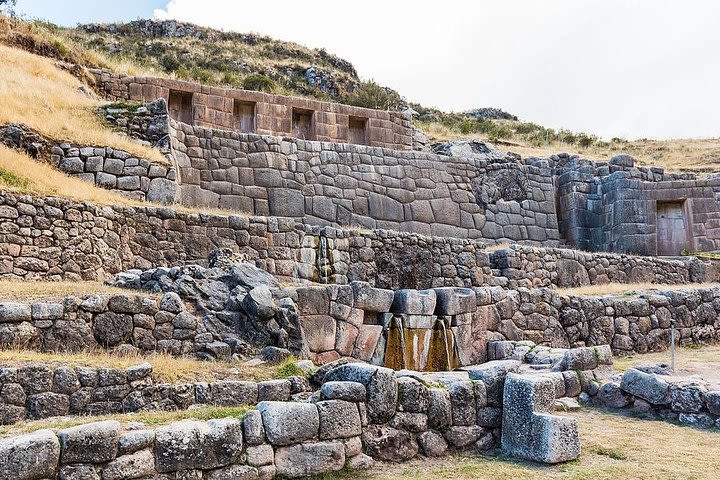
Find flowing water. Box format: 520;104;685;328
384;316;460;372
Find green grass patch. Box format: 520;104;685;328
274;357;304;378
0;167;31;190
594;446;627;460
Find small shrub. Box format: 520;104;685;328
459;119;476;135
274;357;303;378
488;124;512;141
346;80;402;110
189;66;213;84
220;71;242;88
159;53;181;73
577;133;598;148
242;74;277;93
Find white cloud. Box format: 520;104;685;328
154;0;720;140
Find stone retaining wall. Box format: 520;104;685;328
489;244;708;288
0;190;491;289
0;361;587;479
170;120;560;243
473;285;720;355
91;69;414;151
0;293;219;357
0;362;308;425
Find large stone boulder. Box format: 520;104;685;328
433;287;476;316
154;419;243;472
362;425;419;462
467;360;521;406
351;282;394;312
501;373;580;464
0;429;60;480
58;420;120;464
274;441;345;478
257;401;319;446
391;289;437;315
620;368;670;405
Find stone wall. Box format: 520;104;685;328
0;190;492;289
489;244;707;289
0;293;223;357
90;69;414;151
170;120;560;243
0;360;589;479
472;285;720;355
553;153;720;255
0;363;308;425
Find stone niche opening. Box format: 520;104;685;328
168;90;193;124
656;200;692;256
233;100;256;133
292;108;315;140
348;116;368;145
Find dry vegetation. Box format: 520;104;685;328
0;280;134;300
419;119;720;174
0;145;143;204
0;42;166;163
0;348;286;384
329;409;720;480
555;282;720;297
614;343;720;377
0;405;251;437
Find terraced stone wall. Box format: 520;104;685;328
0;362;308;425
170;120;560;243
90;69;415;150
488;244;711;289
0;191;492;289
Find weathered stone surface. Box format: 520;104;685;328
257;401;319;446
317;400;362;439
102;449;155;480
92;312;133;347
206;464;259;480
242;409;266;445
321;381;367;402
257;379;291;402
274;441;345;478
351;281;394;312
427;388;452;430
449;381;476;426
467;360;521;406
154;418;243;472
418;430;448;457
211;381;258;406
0;302;31;322
433;287;476;315
324;364;398;423
391;289;437;315
59;464;100;480
28;392;70;419
0;429;60;480
362;425;419;462
397;377;430;413
670;384;706;413
620;368;670;405
443;425;486;448
597;382;632;409
118;429;155;455
501;374;580;464
59;420;120;464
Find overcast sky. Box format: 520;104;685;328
15;0;720;140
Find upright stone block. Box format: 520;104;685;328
501;373;580;464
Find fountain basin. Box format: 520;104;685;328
391;289;437;315
434;287;477;315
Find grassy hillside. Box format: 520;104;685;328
0;14;719;172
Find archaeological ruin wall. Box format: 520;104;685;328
554;154;720;256
169;120;560;243
90;69;414;151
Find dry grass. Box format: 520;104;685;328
0;42;166;164
332;409;720;480
0;348;284;384
614;343;720;377
556;282;720;297
0;145;142;204
419;120;720;174
0;280;132;300
0;405;251;437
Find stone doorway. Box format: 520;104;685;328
656;200;691;256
